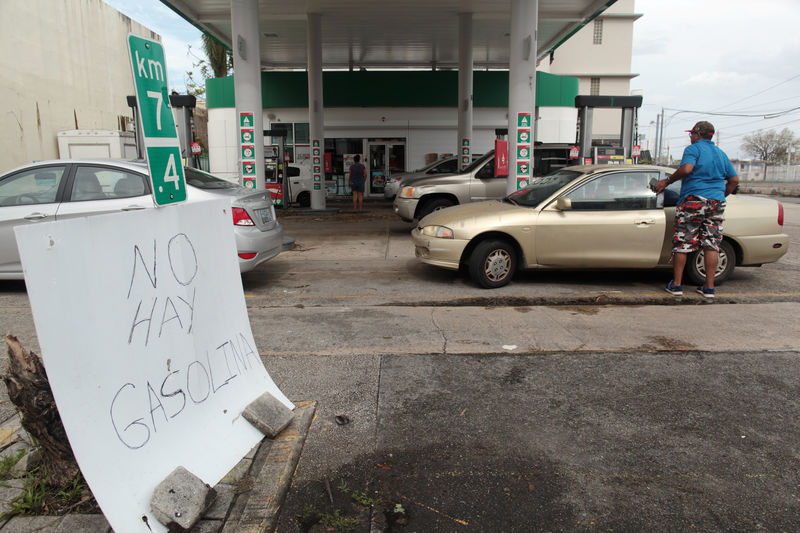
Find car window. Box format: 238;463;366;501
184;167;240;189
430;159;457;174
565;171;659;210
0;167;65;206
663;181;681;207
475;158;496;179
72;166;148;201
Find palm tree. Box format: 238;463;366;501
203;34;232;78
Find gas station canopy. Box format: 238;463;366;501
161;0;616;69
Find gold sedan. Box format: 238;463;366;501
411;165;789;288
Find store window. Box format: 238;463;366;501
326;138;364;195
268;122;310;162
593;19;603;45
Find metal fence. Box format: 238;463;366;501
739;164;800;182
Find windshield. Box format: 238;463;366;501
413;158;450;173
184;167;240;189
507;169;583;208
461;151;494;174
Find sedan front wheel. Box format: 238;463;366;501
469;239;517;289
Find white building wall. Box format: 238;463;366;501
208;106;577;183
0;0;159;172
542;0;638;141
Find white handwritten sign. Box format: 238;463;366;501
15;199;292;533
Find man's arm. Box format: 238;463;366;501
725;175;740;196
654;163;694;194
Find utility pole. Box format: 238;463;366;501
657;108;665;164
653;115;661;164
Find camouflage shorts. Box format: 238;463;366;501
673;195;726;253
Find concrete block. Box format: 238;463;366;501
190;519;224;533
242;392;294;438
0;483;26;515
55;514;113;532
150;466;217;531
2;516;60;532
0;441;41;474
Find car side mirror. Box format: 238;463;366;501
555;197;572;210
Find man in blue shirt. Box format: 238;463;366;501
654;121;740;299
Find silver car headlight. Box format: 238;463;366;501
399;186;416;198
421;225;454;239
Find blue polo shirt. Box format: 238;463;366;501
678;139;737;202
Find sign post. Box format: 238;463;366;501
128;35;187;207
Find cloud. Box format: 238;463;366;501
679;71;758;87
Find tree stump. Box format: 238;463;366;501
3;334;80;487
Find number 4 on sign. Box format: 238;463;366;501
162;154;181;191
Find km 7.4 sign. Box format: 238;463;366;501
128;35;186;207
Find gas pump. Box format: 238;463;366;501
575;95;643;164
169;94;197;168
494;128;509;177
263;127;290;207
127;94;197;167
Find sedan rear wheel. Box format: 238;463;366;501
685;239;735;285
469;239;516;289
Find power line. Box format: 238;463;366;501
712;72;800;111
661;117;800;146
664;105;800;119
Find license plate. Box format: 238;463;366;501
257;208;272;224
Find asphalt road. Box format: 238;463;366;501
261;196;799;531
0;195;798;531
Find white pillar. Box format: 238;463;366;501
307;13;326;209
507;0;538;195
231;0;265;190
457;13;474;171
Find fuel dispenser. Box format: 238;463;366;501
263;126;291;207
575;95;643;164
494;128;509;177
127;94;197;167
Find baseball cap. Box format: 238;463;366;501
686;121;715;137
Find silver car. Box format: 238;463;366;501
0;160;283;279
383;157;460;200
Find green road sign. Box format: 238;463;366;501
128;34;186;207
146;147;187;204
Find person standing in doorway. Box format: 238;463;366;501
654;121;740;299
349;154;366;211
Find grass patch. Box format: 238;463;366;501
0;465;99;520
0;449;27;479
320;509;361;532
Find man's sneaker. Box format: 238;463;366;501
665;280;683;296
696;286;715;299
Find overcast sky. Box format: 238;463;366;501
632;0;800;159
103;0;800;160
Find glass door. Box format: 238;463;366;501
367;142;406;197
368;143;386;197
